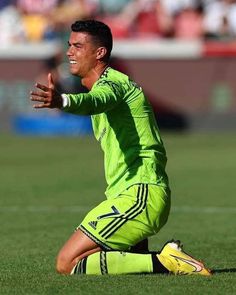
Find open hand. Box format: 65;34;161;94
30;73;63;109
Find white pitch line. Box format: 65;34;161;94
0;205;235;214
0;205;90;213
172;206;236;214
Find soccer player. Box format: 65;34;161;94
30;20;211;276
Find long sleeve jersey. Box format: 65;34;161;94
62;67;169;199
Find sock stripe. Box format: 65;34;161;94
100;251;108;275
79;260;83;274
81;257;87;274
73;262;79;274
72;257;88;275
73;260;82;274
100;184;148;239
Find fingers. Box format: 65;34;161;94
30;90;48;98
33;102;51;109
33;72;54;92
30;76;52;108
48;73;54;88
30;73;62;109
35;82;49;92
30;88;51;108
30;96;51;108
30;83;49;102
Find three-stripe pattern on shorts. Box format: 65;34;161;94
99;184;148;239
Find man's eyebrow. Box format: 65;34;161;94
67;41;83;46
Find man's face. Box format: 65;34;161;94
67;31;98;77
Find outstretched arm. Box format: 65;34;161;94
31;73;122;115
30;73;63;109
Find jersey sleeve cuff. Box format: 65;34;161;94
61;94;70;108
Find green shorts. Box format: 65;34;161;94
78;184;171;251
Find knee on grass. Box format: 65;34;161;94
56;253;74;274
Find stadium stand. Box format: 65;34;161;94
1;0;236;134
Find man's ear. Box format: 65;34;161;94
96;47;107;60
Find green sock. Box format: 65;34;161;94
71;251;153;275
71;251;169;275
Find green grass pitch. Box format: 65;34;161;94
0;133;235;294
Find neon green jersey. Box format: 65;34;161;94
63;67;169;198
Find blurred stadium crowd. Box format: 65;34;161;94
1;0;236;46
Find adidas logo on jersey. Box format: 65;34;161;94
88;221;98;230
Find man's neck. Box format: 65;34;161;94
81;63;109;90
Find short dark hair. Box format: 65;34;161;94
71;20;113;62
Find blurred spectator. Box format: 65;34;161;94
203;0;236;40
161;0;199;16
2;0;236;43
51;0;94;29
174;5;204;39
99;0;173;38
17;0;58;13
133;0;173;37
0;4;25;46
16;0;59;42
97;0;132;15
93;0;131;38
0;0;15;9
